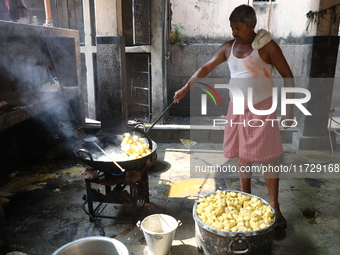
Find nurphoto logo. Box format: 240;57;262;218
198;82;312;128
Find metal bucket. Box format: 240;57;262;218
137;214;181;255
193;190;277;255
52;236;129;255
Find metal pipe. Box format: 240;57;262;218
43;0;53;27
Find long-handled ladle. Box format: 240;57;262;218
84;136;125;173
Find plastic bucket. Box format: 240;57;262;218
137;214;181;255
52;236;129;255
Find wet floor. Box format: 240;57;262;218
1;142;340;254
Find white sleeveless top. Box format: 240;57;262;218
227;41;274;105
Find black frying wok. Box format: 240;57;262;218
74;100;176;175
74;133;157;175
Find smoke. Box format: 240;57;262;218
0;24;83;151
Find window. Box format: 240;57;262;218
123;0;151;46
67;0;85;45
126;53;151;121
133;0;151;45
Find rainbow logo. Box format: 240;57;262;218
197;82;223;106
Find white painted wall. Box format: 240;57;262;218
95;0;118;36
170;0;318;41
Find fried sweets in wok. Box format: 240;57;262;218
120;133;151;160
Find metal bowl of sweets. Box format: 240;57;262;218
193;190;277;255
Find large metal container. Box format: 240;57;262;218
193;190;277;255
52;236;129;255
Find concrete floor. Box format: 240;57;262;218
1;142;340;255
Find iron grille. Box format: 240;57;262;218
126;53;151;122
67;0;85;45
132;0;151;45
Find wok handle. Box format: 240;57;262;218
145;99;177;135
77;148;94;162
